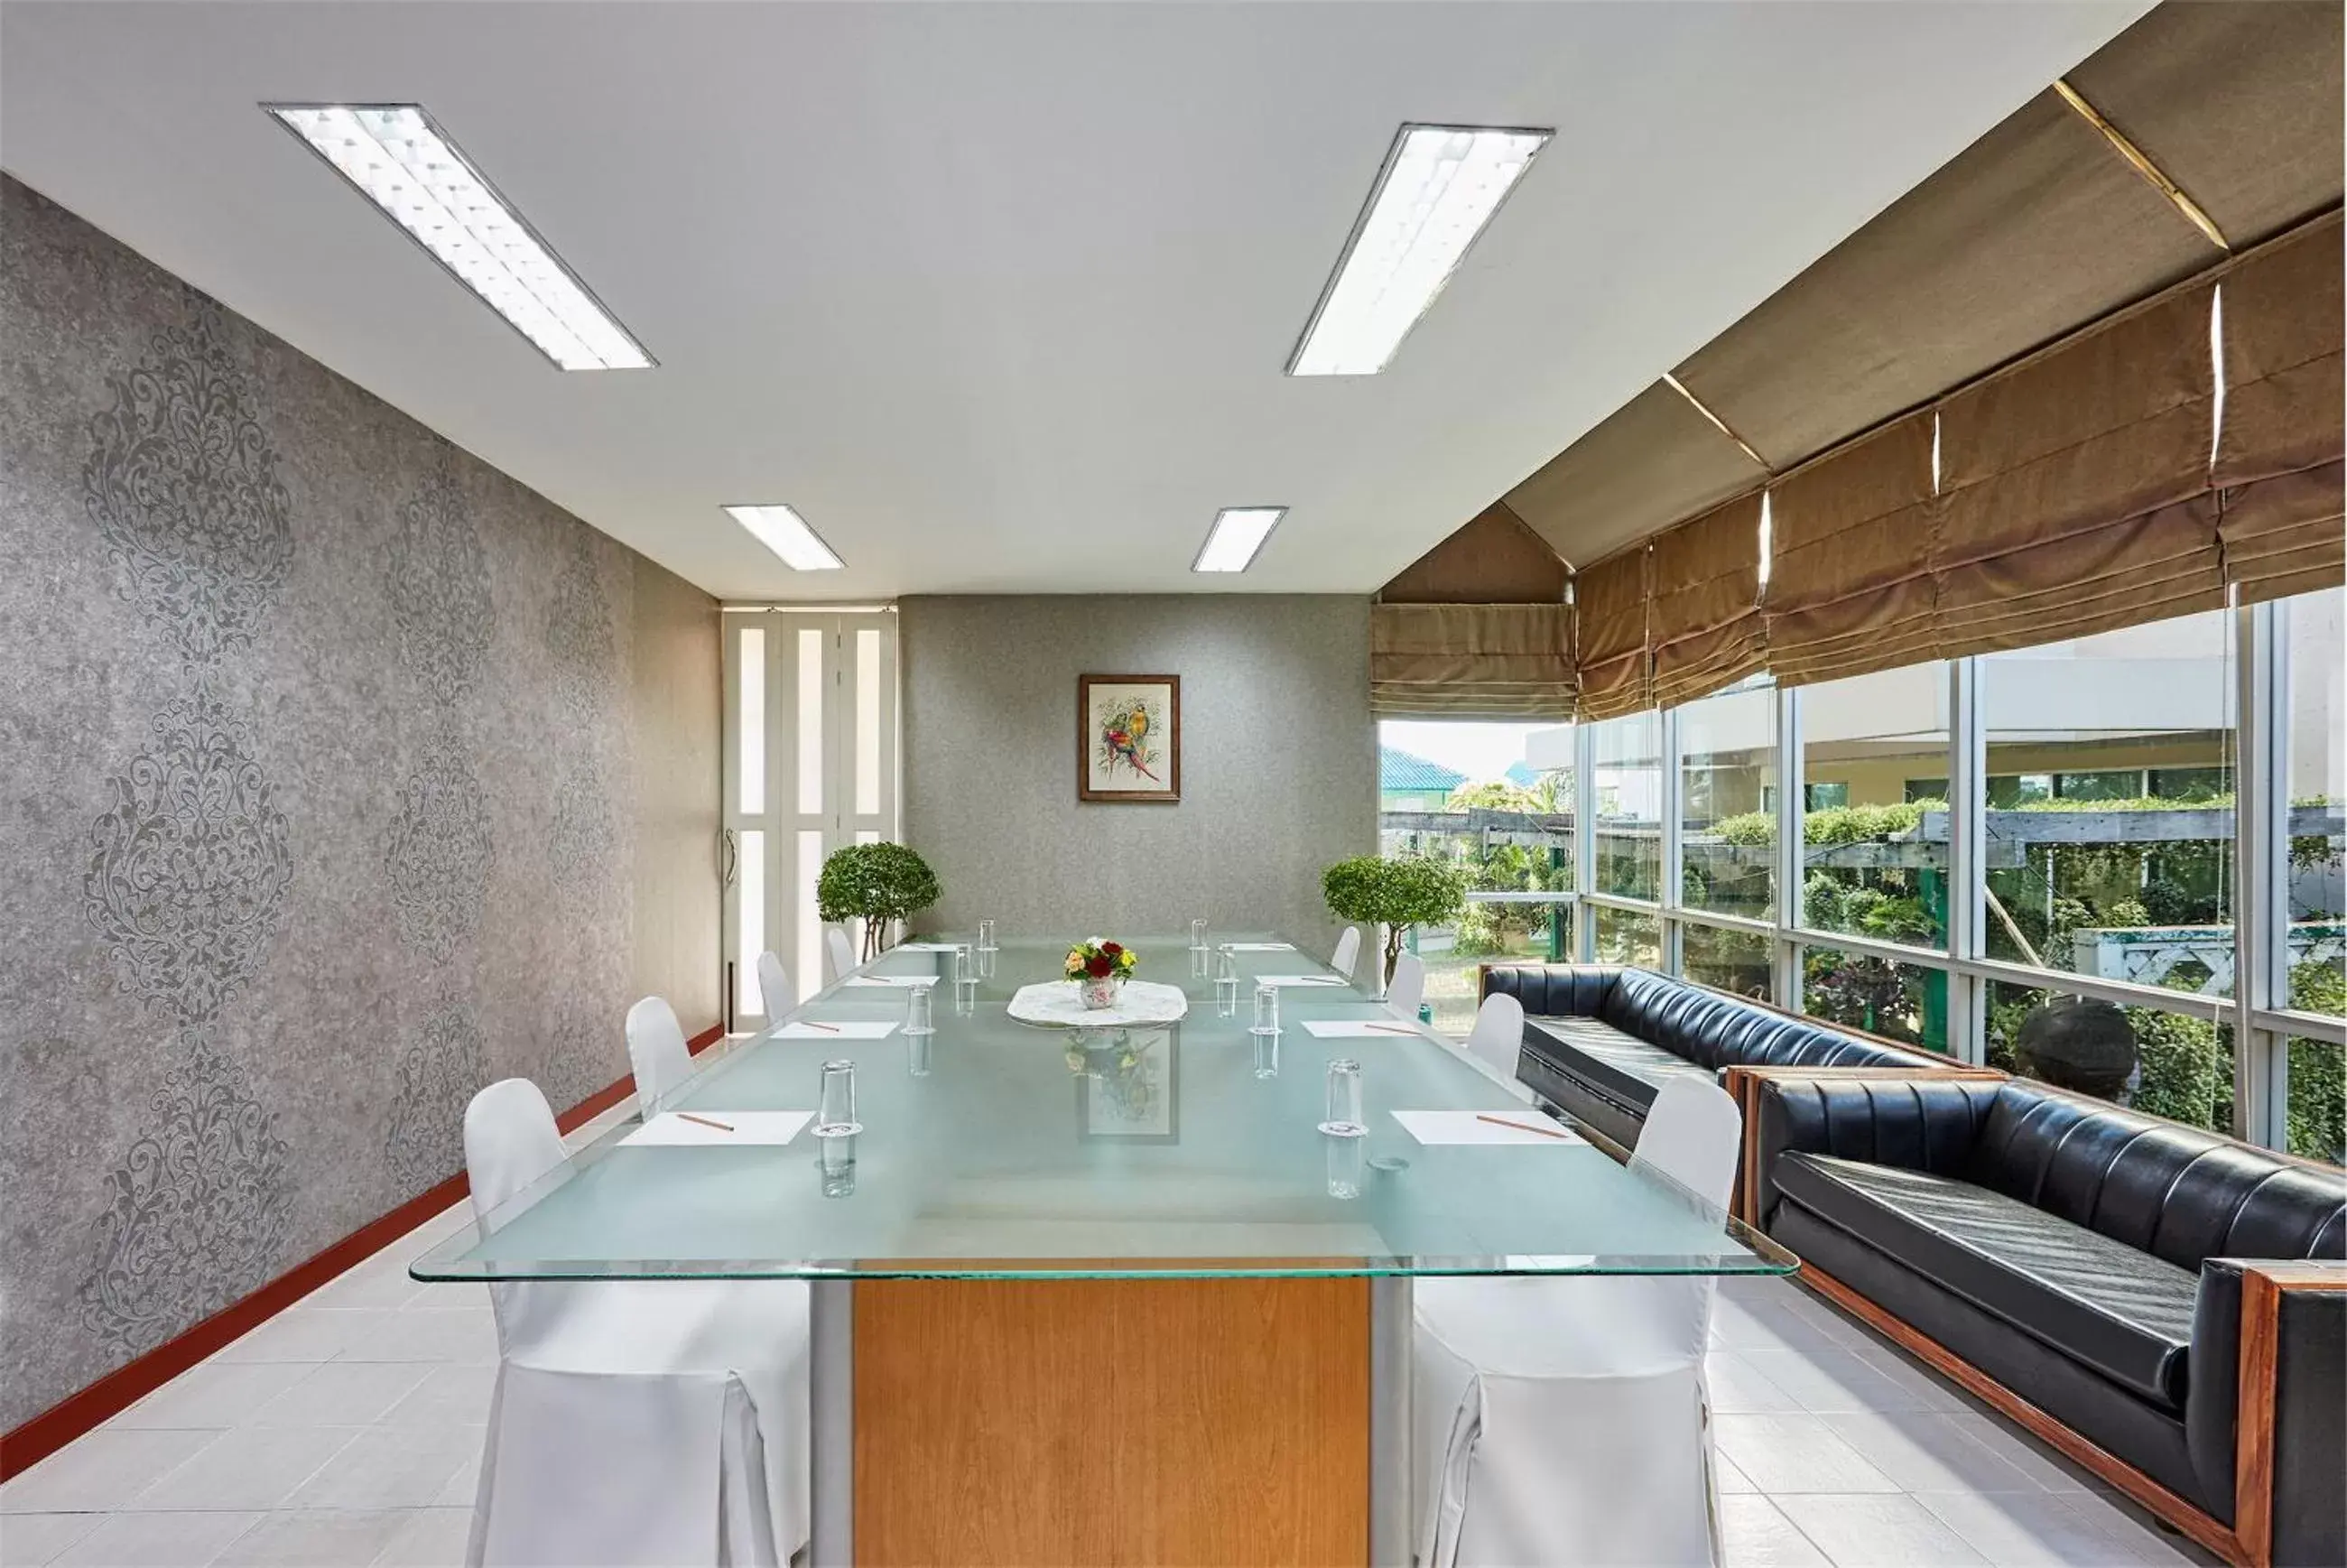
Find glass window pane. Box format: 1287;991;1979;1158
1680;682;1776;920
1592;713;1661;901
1802;942;1949;1053
1981;612;2235;996
797;627;824;816
1801;661;1953;951
2287;1036;2344;1165
737;830;765;1017
737;627;765;815
2284;588;2344;1018
1592;905;1660;968
1684;923;1772;1002
856;626;882;817
1987;980;2232;1134
798;829;824;989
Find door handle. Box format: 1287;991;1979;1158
722;828;738;889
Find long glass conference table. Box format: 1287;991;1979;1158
415;935;1793;1566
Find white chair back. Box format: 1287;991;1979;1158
1387;951;1426;1021
755;950;793;1019
1330;925;1362;982
825;925;858;983
463;1079;573;1359
1628;1076;1742;1215
1464;993;1524;1081
626;995;692;1117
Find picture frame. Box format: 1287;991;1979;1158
1078;673;1181;803
1073;1026;1179;1142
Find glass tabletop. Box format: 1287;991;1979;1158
413;935;1795;1282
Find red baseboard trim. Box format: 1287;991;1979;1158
0;1021;726;1481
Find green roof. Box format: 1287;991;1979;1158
1379;747;1467;793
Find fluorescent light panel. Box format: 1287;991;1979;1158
726;505;844;571
266;104;652;371
1288;124;1550;377
1192;506;1286;572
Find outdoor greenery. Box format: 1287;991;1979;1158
1441;780;1569;956
816;841;942;960
1323;852;1471;985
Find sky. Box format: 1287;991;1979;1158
1378;719;1558;784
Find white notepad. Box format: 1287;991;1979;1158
623;1110;812;1147
843;974;940;988
1255;974;1346;988
1220;942;1296;952
1303;1019;1432;1040
1391;1109;1581;1146
771;1020;896;1040
893;942;961;952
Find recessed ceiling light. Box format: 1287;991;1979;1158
1287;124;1550;377
726;505;844;571
265;104;653;371
1192;506;1287;573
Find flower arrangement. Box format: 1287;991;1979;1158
1065;937;1138;1009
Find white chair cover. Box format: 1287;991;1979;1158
1463;993;1527;1097
464;1081;809;1567
1330;925;1362;982
1387;951;1426;1020
1413;1077;1741;1567
754;950;793;1019
625;996;691;1118
825;926;857;984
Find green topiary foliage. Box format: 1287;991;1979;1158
1322;854;1470;986
817;841;942;960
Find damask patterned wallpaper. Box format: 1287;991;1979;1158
0;177;722;1428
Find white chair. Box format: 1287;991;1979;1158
825;925;858;985
755;950;793;1019
463;1080;809;1567
1412;1077;1742;1568
1330;924;1362;982
1386;951;1426;1021
1464;993;1530;1099
625;996;691;1118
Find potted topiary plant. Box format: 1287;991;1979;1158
1321;853;1471;990
817;842;942;961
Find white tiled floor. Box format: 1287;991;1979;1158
4;1103;2220;1568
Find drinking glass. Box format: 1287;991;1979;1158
815;1060;861;1137
1252;1029;1279;1080
1325;1134;1363;1200
1214;949;1241;1006
953;946;979;1013
1190;943;1211;979
1189;918;1208;949
1320;1058;1366;1137
977;918;998;953
819;1133;857;1198
904;984;934;1036
906;1033;932;1078
978;945;997;981
1250;982;1280;1037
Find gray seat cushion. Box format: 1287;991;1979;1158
1524;1016;1717;1111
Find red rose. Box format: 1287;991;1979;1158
1085;955;1114;978
1100;942;1123;957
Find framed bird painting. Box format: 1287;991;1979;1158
1078;673;1181;803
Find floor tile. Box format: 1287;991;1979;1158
1711;1299;1842;1354
376;1365;496;1428
0;1514;101;1567
1939;1413;2101;1494
1;1431;223;1515
247;1364;433;1428
1774;1492;1990;1566
1915;1489;2189;1566
209;1312;376;1366
337;1313;496;1366
295;1263;426;1313
48;1511;261;1568
1712;1415;1902;1494
1708;1353;1809;1415
368;1508;470;1568
108;1365;314;1432
1718;1496;1832;1567
1819;1412;2045;1493
284;1427;479;1512
210;1510;417;1567
1741;1346;1958;1414
431;1450;480;1512
1714;1454;1758;1495
402;1284;490;1315
130;1427;359;1513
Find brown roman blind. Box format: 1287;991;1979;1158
1647;492;1766;709
2213;214;2345;603
1571;546;1652;721
1505;382;1766;569
1368;602;1574;719
1932;281;2224;655
1378;503;1570;604
1760;413;1937;686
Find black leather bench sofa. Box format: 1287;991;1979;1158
1478;963;1951;1148
1748;1073;2347;1566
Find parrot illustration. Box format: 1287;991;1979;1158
1101;702;1161;782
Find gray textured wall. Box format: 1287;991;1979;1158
899;596;1375;951
0;178;720;1427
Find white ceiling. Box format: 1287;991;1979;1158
0;1;2152;600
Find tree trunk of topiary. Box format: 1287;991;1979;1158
1383;923;1405;988
860;916;888;962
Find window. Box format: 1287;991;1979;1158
1803;942;1948;1053
1802;662;1953;951
2287;1038;2345;1164
1987;981;2232;1135
1591;712;1661;901
1981;611;2235;997
1679;682;1776;920
2283;588;2344;1021
1684;923;1772;1001
1592;905;1661;968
